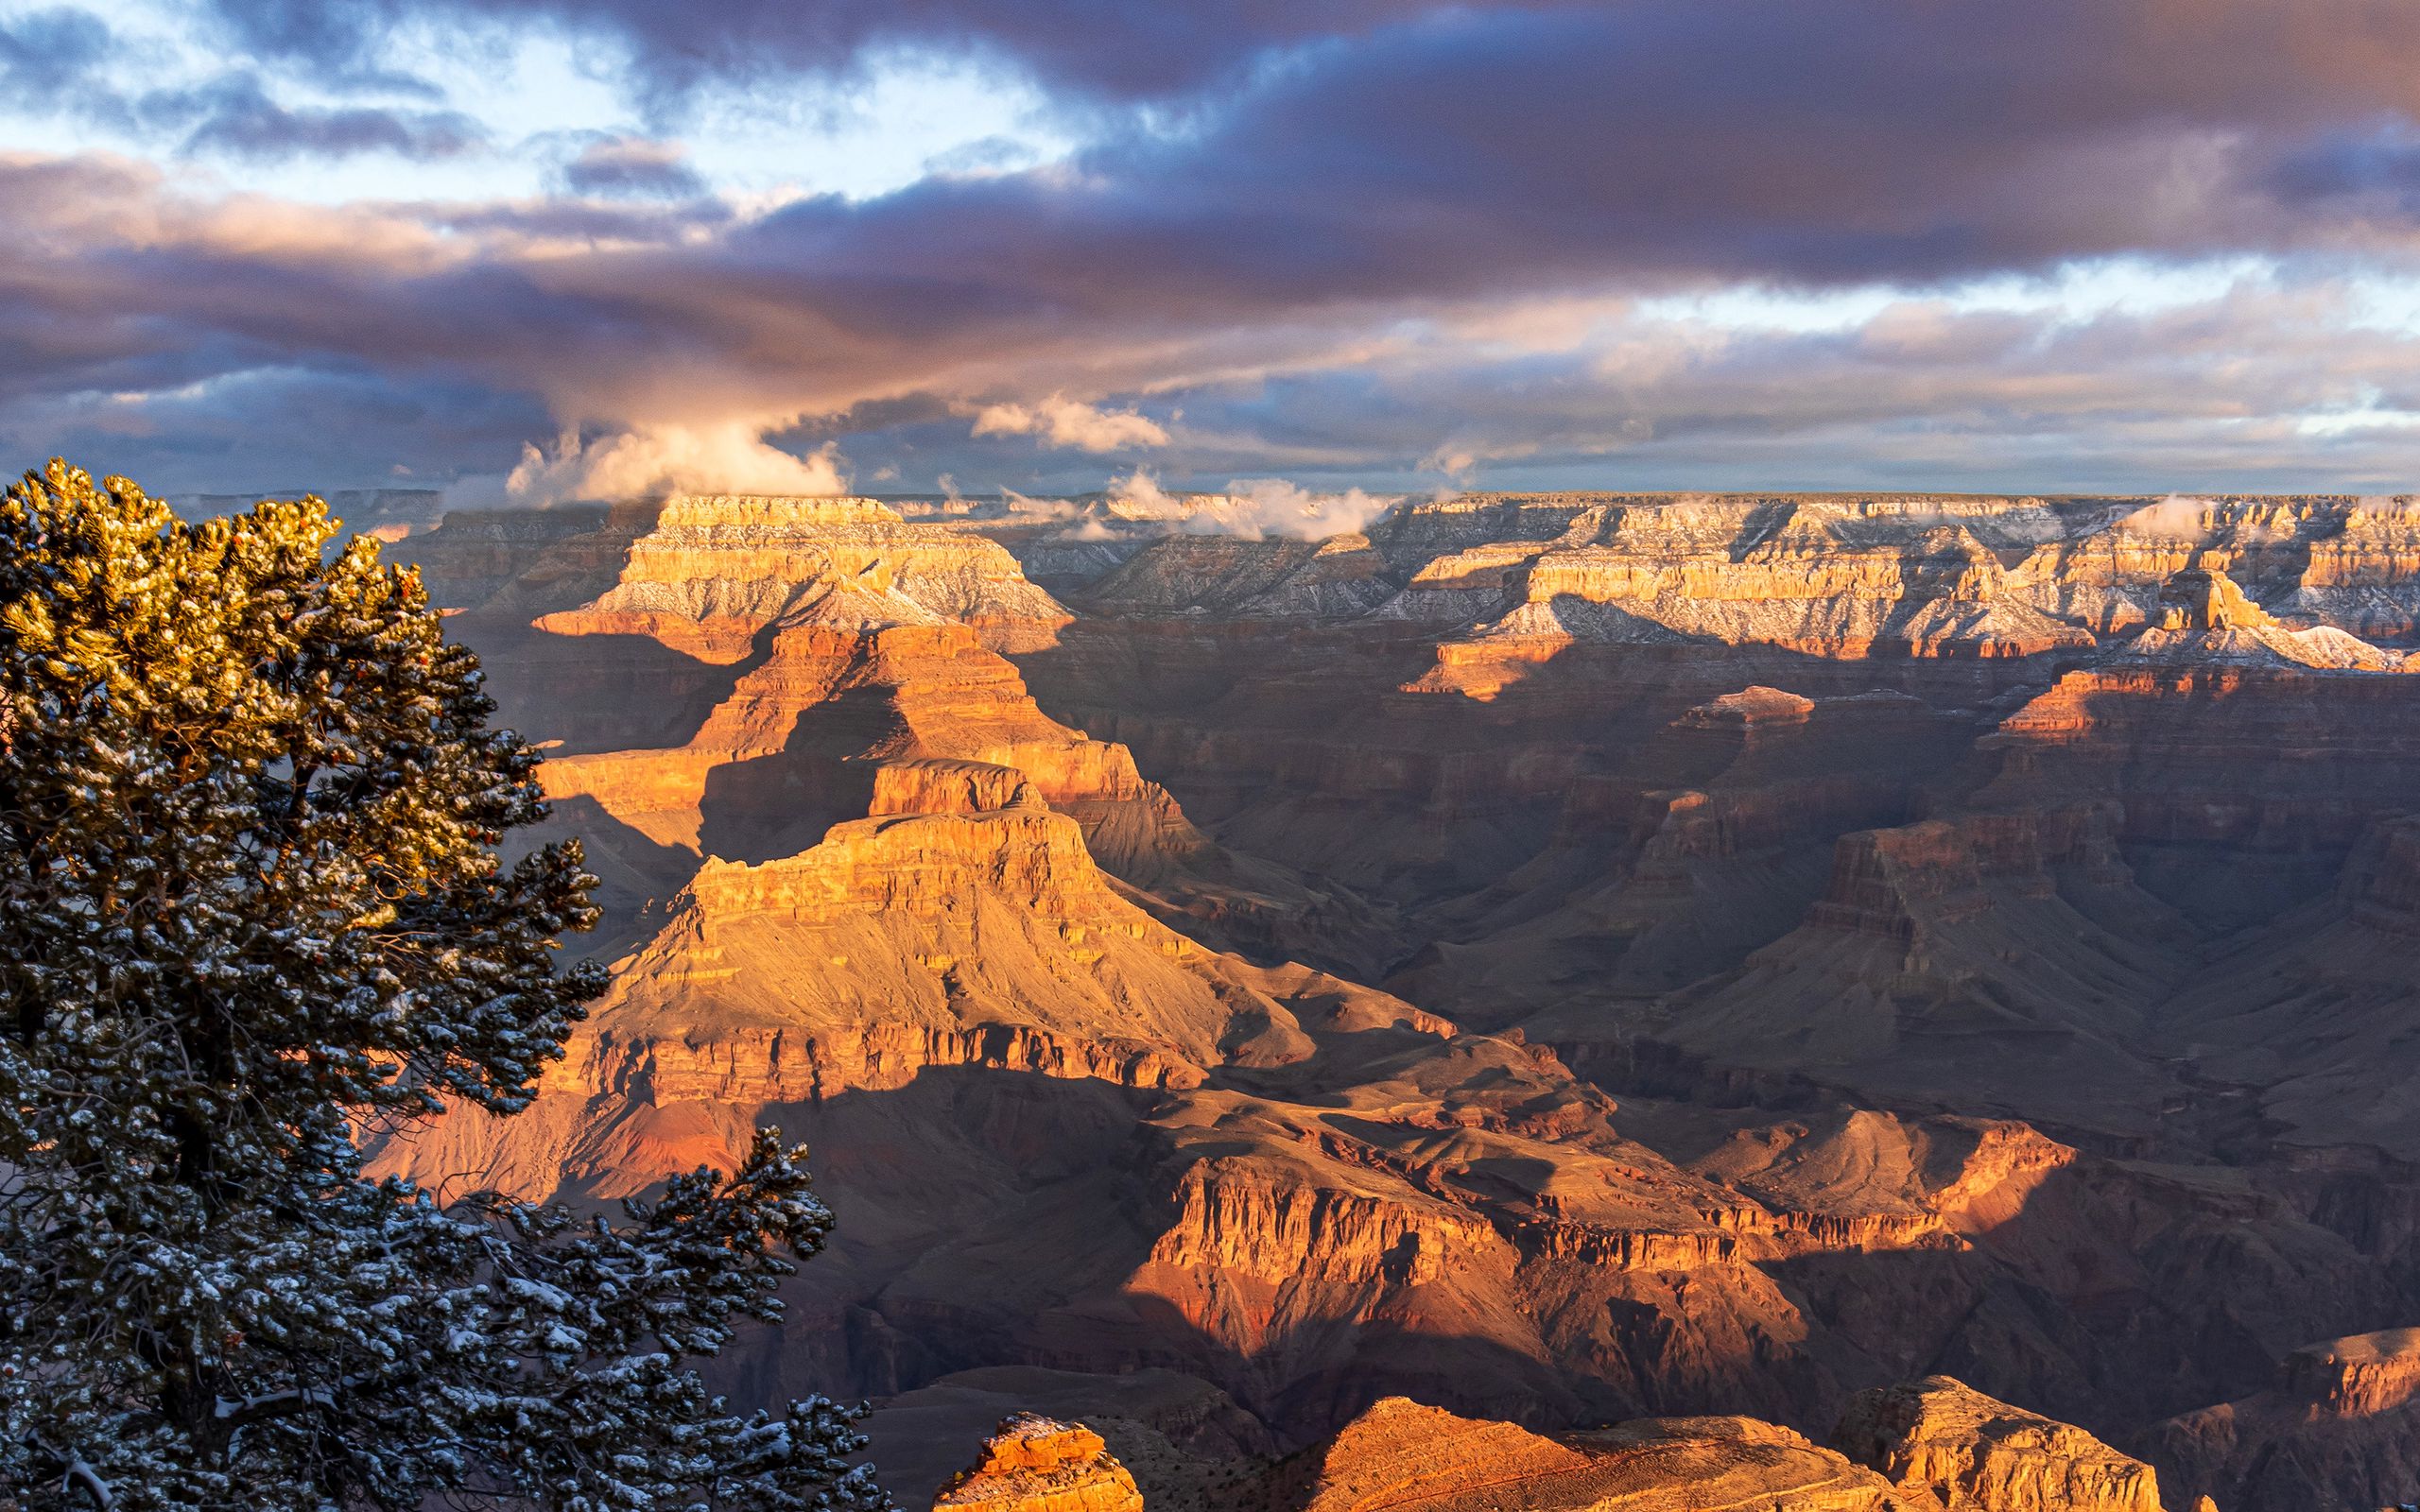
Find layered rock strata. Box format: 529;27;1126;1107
1833;1376;2168;1512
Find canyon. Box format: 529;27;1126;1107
361;489;2420;1510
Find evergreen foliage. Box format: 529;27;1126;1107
0;461;890;1511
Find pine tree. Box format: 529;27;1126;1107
0;461;891;1512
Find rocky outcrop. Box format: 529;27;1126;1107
1486;512;2086;658
1834;1377;2166;1512
934;1415;1143;1512
1685;1112;2077;1253
534;571;1173;862
536;492;1070;658
1980;645;2420;934
463;493;1379;972
2280;499;2420;640
864;1366;1275;1510
2144;1330;2420;1512
403;501;661;616
1255;1398;1928;1512
1254;1398;1593;1510
2288;1329;2420;1417
541;799;1305;1093
1401;500;2096;696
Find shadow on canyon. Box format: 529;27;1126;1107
590;1060;2420;1466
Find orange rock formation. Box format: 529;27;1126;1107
1834;1377;2169;1512
934;1415;1143;1512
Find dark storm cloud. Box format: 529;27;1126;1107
16;0;2420;494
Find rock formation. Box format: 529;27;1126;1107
1834;1377;2168;1512
907;1395;1950;1511
1253;1398;1928;1512
933;1415;1143;1512
355;489;2420;1512
864;1367;1274;1510
2144;1330;2420;1512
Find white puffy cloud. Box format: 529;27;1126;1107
2120;494;2219;537
971;395;1169;452
504;422;849;503
1214;478;1396;541
1099;469;1392;539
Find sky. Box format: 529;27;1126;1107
11;1;2420;502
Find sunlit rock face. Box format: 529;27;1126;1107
1252;1397;1924;1512
362;490;2420;1512
932;1415;1143;1512
1834;1376;2168;1512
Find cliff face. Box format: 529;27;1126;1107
1011;491;2420;702
538;493;1071;659
371;490;2420;1512
2143;1329;2420;1512
368;793;1318;1199
520;494;1173;866
1834;1377;2167;1512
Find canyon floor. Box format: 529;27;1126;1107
365;489;2420;1511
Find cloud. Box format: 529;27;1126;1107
0;363;551;496
172;2;2420;285
29;4;2420;493
2270;129;2420;210
923;134;1043;179
2120;494;2216;538
19;136;2420;499
558;135;709;199
1213;478;1397;541
162;77;486;162
1098;470;1392;539
193;0;1458;106
0;12;484;164
0;8;113;95
1105;468;1179;516
503;423;850;504
972;395;1168;452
